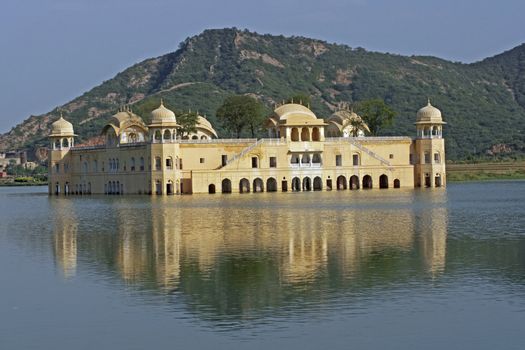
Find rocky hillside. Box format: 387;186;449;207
1;28;524;160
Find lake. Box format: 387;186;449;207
1;181;524;349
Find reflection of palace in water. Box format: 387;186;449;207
51;198;78;278
51;193;448;313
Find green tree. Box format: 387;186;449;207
176;110;199;138
356;99;396;136
216;95;264;137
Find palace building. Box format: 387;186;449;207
48;100;446;195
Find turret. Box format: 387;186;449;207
413;99;447;187
148;100;178;143
49;115;76;195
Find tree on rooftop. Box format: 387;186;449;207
355;99;397;136
216;95;264;138
176;110;199;138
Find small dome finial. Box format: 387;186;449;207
160;98;164;106
427;97;431;106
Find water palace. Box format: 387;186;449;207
48;100;446;195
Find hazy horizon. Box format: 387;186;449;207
1;0;524;134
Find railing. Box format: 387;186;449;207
289;163;322;168
325;136;411;142
178;138;257;144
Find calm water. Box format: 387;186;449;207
1;182;524;349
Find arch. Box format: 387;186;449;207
154;130;162;142
337;175;347;190
55;182;60;195
130;157;136;171
166;181;174;195
201;135;208;140
291;127;299;141
292;177;301;192
239;178;250;193
363;175;373;189
192;135;199;140
266;178;277;192
140;157;145;171
253;178;264;193
208;184;216;194
221;179;232;193
301;127;310;141
62;138;69;148
155;180;162;195
435;174;442;187
155;156;161;170
120;183;124;195
312;127;320;141
116;181;120;194
379;174;389;189
312;153;322;164
313;177;322;191
350;175;360;190
163;129;171;140
302;177;312;191
54;139;61;149
301;154;311;164
166;156;173;169
394;179;401;188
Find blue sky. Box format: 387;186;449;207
1;0;524;132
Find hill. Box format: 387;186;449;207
1;28;524;160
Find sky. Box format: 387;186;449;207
1;0;524;133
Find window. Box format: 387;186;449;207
434;153;441;163
336;154;342;166
269;157;277;168
55;163;59;173
252;157;258;168
155;157;161;170
130;157;135;171
221;155;227;166
389;154;394;159
424;153;431;164
352;154;359;166
166;157;173;169
200;158;205;164
140;157;144;171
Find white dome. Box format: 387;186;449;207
416;100;444;124
50;116;75;136
151;100;176;124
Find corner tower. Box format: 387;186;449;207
413;100;446;187
49;115;76;195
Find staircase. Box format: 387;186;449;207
218;139;264;169
347;139;394;171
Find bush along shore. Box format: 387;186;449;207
446;161;525;182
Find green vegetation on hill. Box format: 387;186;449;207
1;28;524;160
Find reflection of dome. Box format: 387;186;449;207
151;100;176;123
50;116;75;136
273;103;317;122
416;100;444;124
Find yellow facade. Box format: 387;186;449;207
48;101;446;195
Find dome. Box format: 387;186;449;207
50;116;75;137
150;100;176;124
196;116;218;138
109;109;146;129
416;100;445;124
273;103;317;122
